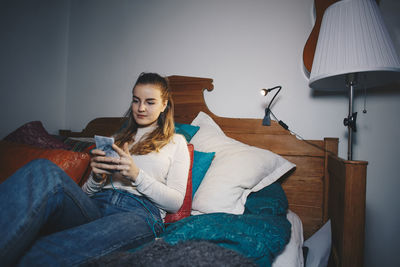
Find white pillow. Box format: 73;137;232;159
190;112;296;215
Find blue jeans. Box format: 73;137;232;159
0;159;163;266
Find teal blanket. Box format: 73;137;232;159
160;182;291;266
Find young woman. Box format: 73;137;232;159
0;73;190;266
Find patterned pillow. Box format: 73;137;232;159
62;138;96;186
63;137;96;152
0;141;90;184
3;121;71;150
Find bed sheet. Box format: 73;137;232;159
272;210;304;267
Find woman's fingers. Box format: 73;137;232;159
110;143;138;180
91;146;126;178
93;155;119;164
91;154;120;173
91;166;112;175
91;161;118;171
112;144;127;157
91;148;106;156
123;142;130;154
92;143;137;181
111;143;131;169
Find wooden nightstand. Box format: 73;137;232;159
327;155;368;267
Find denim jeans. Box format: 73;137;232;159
0;159;163;266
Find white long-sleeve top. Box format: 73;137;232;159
82;126;190;219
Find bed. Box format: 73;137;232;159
1;75;367;267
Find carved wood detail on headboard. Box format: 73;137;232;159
168;75;215;124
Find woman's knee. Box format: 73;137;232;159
12;159;70;189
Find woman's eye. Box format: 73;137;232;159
132;98;139;103
147;101;155;105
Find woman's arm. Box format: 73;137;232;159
134;135;190;213
109;135;190;213
81;173;106;195
81;148;118;195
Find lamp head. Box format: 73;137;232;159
260;86;281;96
260;88;269;96
261;86;282;126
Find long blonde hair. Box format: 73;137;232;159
114;73;175;155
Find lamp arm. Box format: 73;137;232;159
266;86;282;110
262;85;282;127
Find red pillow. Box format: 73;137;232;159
77;144;96;186
164;144;194;224
0;141;90;184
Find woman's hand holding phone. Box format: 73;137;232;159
91;135;140;183
90;148;120;182
112;143;140;182
91;135;121;182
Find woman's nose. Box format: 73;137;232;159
138;102;146;111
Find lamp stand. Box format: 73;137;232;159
344;73;358;160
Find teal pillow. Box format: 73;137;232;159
175;123;200;142
192;150;215;198
174;123;213;197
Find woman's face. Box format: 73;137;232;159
132;84;167;127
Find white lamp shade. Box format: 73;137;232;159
309;0;400;91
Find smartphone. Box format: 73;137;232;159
94;135;120;158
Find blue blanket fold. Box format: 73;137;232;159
244;181;289;216
161;212;291;266
160;182;291;266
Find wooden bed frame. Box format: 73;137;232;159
60;75;367;267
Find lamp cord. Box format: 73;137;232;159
269;109;337;156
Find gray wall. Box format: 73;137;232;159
0;0;70;135
1;0;399;266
